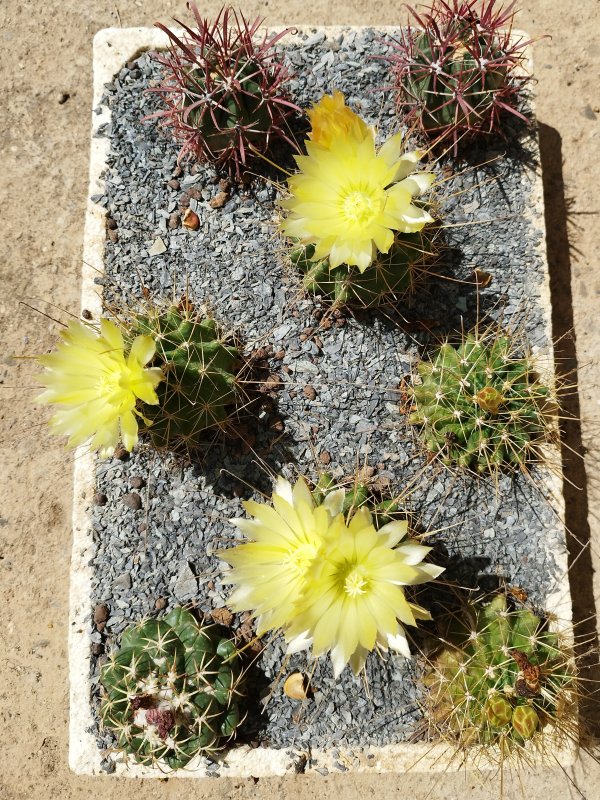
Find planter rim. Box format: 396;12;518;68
69;25;574;778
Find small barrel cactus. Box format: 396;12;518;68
100;608;246;769
149;5;299;179
130;301;241;451
407;331;555;473
291;232;434;308
385;0;532;147
426;593;576;750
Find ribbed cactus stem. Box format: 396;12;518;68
291;232;433;307
426;592;575;750
408;331;555;473
127;302;242;452
100;608;246;768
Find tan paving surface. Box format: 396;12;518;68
1;1;599;797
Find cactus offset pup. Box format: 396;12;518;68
149;5;299;179
100;608;245;769
386;0;532;147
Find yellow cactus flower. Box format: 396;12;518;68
223;476;346;636
287;507;444;677
223;475;443;676
37;318;164;457
308;90;372;149
281;95;435;273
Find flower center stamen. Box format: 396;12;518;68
344;568;368;597
341;189;378;226
283;543;318;577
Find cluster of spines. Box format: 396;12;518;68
148;5;299;179
100;608;245;769
425;592;576;752
408;330;555;473
129;300;242;452
290;233;435;308
385;0;531;147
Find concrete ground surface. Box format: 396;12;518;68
1;1;599;798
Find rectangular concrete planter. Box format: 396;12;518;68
69;26;575;777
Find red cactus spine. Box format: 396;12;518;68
385;0;536;148
147;4;300;179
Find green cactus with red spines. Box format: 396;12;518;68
425;593;576;750
149;5;299;180
100;608;246;769
385;0;533;148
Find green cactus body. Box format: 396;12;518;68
130;305;240;451
427;594;574;748
405;32;507;135
184;58;272;156
291;233;431;307
408;333;554;473
100;608;245;768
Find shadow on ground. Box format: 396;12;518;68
539;122;600;740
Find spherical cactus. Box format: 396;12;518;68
130;301;242;451
291;232;434;308
149;5;299;179
100;608;246;769
407;330;556;473
385;0;532;147
425;593;575;750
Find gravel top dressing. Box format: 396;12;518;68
86;28;564;772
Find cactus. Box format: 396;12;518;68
291;232;434;308
148;5;299;179
426;593;576;749
407;330;555;473
129;301;241;452
312;473;400;528
385;0;532;148
100;608;246;768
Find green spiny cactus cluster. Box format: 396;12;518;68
312;472;400;528
426;593;575;749
130;302;241;451
290;233;432;308
408;332;555;473
100;608;245;769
